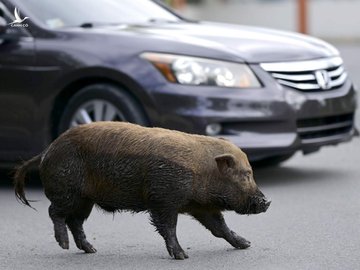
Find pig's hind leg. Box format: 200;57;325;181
65;198;96;253
49;204;70;250
49;198;96;253
191;212;251;249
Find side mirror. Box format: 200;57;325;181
0;16;6;34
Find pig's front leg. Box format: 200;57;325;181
150;210;189;260
191;212;251;249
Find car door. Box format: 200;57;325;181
0;2;36;159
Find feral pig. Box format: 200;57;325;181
14;121;271;260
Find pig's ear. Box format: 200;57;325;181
215;154;236;175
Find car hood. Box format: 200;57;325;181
117;21;339;63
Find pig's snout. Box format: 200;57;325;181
246;194;271;214
264;197;271;211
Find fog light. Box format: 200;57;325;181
206;123;222;136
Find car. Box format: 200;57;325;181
0;0;357;165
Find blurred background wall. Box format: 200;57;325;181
162;0;360;43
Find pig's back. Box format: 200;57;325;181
66;121;227;171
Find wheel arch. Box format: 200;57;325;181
50;68;158;140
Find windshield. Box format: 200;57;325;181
12;0;180;28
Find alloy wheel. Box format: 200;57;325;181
69;99;126;128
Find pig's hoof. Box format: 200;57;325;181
75;239;97;253
168;247;189;260
59;241;69;250
227;232;251;249
81;242;97;253
233;236;251;249
176;251;189;260
84;246;97;253
173;250;189;260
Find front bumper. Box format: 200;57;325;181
147;64;357;161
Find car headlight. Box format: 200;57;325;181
141;53;261;88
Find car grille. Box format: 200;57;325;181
260;57;348;92
297;113;354;143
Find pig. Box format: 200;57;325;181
14;121;271;260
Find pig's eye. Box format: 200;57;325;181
242;170;252;181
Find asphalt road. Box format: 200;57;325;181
1;45;360;270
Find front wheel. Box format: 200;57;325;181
58;84;149;135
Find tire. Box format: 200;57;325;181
58;84;149;136
251;153;294;168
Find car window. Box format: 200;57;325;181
11;0;181;29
